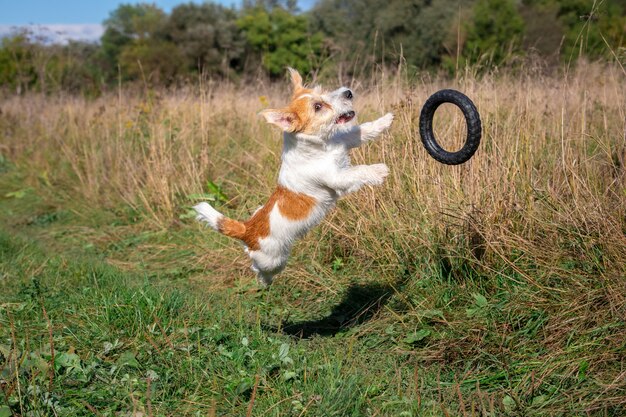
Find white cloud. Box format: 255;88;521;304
0;24;104;44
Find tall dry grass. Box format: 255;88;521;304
2;63;623;266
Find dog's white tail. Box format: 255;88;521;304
194;202;247;241
193;202;223;231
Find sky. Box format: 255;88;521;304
0;0;316;43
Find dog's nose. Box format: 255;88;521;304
343;89;353;100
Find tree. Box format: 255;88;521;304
237;5;324;77
310;0;473;73
518;0;564;62
57;41;106;94
101;3;178;82
463;0;526;65
118;39;184;84
165;2;244;76
0;32;36;94
555;0;626;61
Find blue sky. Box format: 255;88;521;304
0;0;316;42
0;0;315;24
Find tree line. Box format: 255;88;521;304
0;0;624;94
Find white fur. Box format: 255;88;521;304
195;77;393;286
194;202;223;231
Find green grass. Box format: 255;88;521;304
0;183;431;416
1;157;624;417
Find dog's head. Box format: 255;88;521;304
261;68;355;137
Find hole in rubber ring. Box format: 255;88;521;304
432;103;468;153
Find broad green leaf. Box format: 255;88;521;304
206;180;228;203
466;307;479;318
472;293;489;308
55;352;81;371
531;394;547;406
235;378;253;396
283;371;297;381
404;329;431;344
503;395;516;412
278;343;290;361
421;309;444;319
116;350;140;369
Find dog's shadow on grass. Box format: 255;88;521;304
266;278;407;339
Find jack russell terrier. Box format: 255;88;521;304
194;68;394;286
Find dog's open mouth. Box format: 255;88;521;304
335;111;355;124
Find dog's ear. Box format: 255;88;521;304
260;109;298;132
287;67;303;91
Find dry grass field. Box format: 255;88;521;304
1;62;625;416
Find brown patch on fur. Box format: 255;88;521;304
286;97;312;133
275;186;316;220
261;88;318;133
221;186;317;251
218;217;246;240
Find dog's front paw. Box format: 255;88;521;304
367;163;389;186
375;113;394;131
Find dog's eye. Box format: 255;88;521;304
313;102;323;112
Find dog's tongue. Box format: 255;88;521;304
336;111;355;124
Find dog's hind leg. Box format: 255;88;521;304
249;251;286;287
250;262;277;287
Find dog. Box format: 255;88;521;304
194;68;393;286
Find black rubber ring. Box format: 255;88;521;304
419;89;482;165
